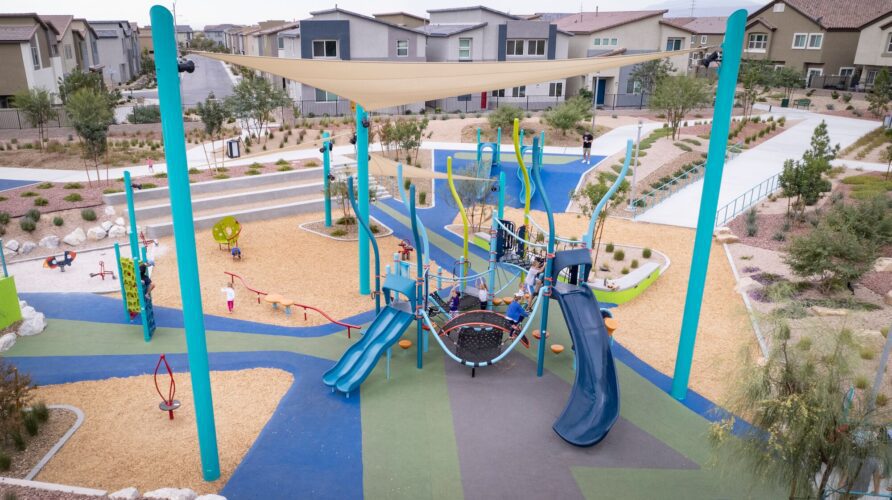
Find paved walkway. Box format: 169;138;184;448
637;110;880;228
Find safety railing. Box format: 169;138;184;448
713;172;781;228
632;161;705;212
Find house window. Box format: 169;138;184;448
278;37;284;50
29;36;40;69
396;40;408;57
601;38;610;46
548;82;563;97
511;86;526;97
527;39;545;55
700;35;708;44
491;89;505;97
459;38;472;60
314;88;338;102
773;2;785;12
806;67;823;86
64;44;73;59
886;33;892;53
312;40;338;58
792;33;807;49
626;79;642;94
506;39;524;56
91;38;99;64
610;38;617;45
867;69;879;86
807;33;823;49
593;38;601;46
666;38;683;51
747;33;768;51
839;67;854;78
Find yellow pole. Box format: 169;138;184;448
446;156;470;265
512;118;531;225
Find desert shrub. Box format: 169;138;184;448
796;337;812;350
20;191;37;197
419;191;427;205
631;259;639;269
52;216;64;226
0;212;9;225
613;249;625;261
103;188;123;194
19;218;36;232
331;228;347;237
860;347;875;360
10;430;24;451
154;172;168;178
854;375;869;390
304;160;318;167
605;242;615;253
621;267;629;275
370;224;381;234
22;412;38;436
81;208;97;221
63;193;83;202
674;142;693;152
25;209;40;221
214;174;229;180
878;394;889;406
245;169;260;176
487;105;524;131
188;167;201;174
772;231;785;241
127;105;161;124
0;452;9;471
275;158;289;166
642;247;652;258
277;165;293;172
36;182;53;189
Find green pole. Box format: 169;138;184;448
322;131;332;227
356;105;370;295
150;5;220;480
530;136;554;377
671;10;746;401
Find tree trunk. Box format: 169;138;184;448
817;456;836;498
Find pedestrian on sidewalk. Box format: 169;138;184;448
147;157;154;174
582;130;594;164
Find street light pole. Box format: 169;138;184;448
629;119;643;216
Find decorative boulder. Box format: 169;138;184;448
104;205;116;216
4;240;19;252
715;233;740;244
17;312;46;336
87;226;108;241
196;495;227;500
0;333;16;352
874;257;892;273
115;217;125;227
20;241;36;254
101;221;114;232
143;488;198;500
714;227;732;236
39;235;60;248
109;487;140;500
63;227;86;246
20;305;35;319
809;306;848;317
108;225;127;238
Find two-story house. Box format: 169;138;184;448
850;8;892;89
70;18;102;72
0;13;60;106
421;6;572;112
89;20;140;86
555;9;686;107
372;12;429;29
662;16;727;72
293;8;428;115
744;0;892;88
203;24;240;48
40;15;80;77
175;25;193;47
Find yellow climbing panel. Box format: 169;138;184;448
121;257;140;314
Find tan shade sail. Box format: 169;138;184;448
196;49;701;111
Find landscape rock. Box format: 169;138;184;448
855;330;884;345
108;225;127;238
20;305;35;319
715;233;740;244
714;227;732;236
143;488;198;500
86;226;107;241
63;227;86;246
109;487;140;500
874;257;892;273
735;277;760;294
19;241;36;254
4;240;19;252
196;495;227;500
17;312;46;336
809;306;848;317
104;205;116;216
0;333;16;352
115;217;125;227
38;235;60;248
886;290;892;307
101;220;114;232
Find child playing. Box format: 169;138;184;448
477;278;489;310
221;283;235;313
448;286;461;318
505;292;531;348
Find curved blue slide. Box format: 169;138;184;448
551;283;620;446
323;305;414;394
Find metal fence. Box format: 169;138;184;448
714;172;781;228
808;75;853;90
0;107;71;129
598;92;650;110
292;94;577;117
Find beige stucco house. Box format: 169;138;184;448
853;9;892;89
0;13;61;106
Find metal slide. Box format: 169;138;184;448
322;304;414;394
551;282;620;446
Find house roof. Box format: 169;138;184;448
204;23;241;32
373;11;428;22
0;13;55;34
279;27;300;37
663;16;727;34
749;0;892;30
176;25;193;32
526;13;574;22
255;21;299;36
554;10;667;34
427;5;519;20
308;7;427;35
415;22;487;37
40;15;73;41
94;29;119;39
0;24;38;43
746;18;778;31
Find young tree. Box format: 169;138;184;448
446;161;496;231
57;69;119;106
738;60;772;119
649;76;709;140
867;68;891;117
328;178;378;234
772;67;804;100
628;59;675;95
66;88;114;186
711;324;891;499
195;92;232;171
393;117;429;165
226;75;290;140
785;220;876;293
544;96;590;135
778;121;839;217
13;88;58;150
570;172;628;269
882;143;892;180
140;48;156;79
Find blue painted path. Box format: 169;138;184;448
0;179;37;192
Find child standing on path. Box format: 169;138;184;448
221;283;236;313
582;130;594;164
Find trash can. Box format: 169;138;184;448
780;98;790;108
226;139;241;159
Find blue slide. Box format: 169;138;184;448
551;282;620;446
323;305;414;394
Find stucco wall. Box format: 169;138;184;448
854;18;892;67
0;43;28;97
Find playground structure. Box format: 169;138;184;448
88;260;116;281
43;251;77;273
212;216;241;251
154;354;181;420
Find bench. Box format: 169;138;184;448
793;98;811;109
589;262;660;292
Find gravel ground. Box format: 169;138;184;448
0;484;110;499
2;408;78;479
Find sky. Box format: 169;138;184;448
11;0;765;28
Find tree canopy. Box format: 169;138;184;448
649;76;710;140
629;59;675;95
13;88;57;150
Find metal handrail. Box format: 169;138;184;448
713;172;781;228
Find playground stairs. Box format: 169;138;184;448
103;167;390;238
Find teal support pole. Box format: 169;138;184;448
347;177;380;315
124;169;152;342
671;10;746;401
124;171;138;260
530;136;554;377
496;127;501;159
356;105;370;295
498;171;505;220
323;131;332;227
487;208;497;311
149;5;220;480
409;185;424;370
113;243;129;321
0;239;7;277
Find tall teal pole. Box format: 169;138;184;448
0;239;7;277
347;176;380;315
409;185;424;369
530;137;554;377
356;105;370;295
124;171;139;259
497;171;505;220
671;10;746;401
150;5;220;480
323;131;332;227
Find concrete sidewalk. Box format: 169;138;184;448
637;111;880;228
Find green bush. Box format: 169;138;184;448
25;209;40;222
19;218;36;233
488;105;524;131
642;247;652;259
245;169;261;176
613;249;625;261
605;242;615;253
103;188;123;194
0;212;9;225
621;267;629;275
63;193;83;202
860;347;875;360
63;182;83;189
36;182;53;189
419;191;427;205
53;216;64;226
331;228;348;237
0;451;9;471
81;208;97;221
154;172;168;178
796;337;812;350
275;158;290;166
20;191;37;197
370;224;381;234
854;375;869;390
127;105;161;124
772;231;785;241
878;394;889;407
277;165;293;172
674;142;693;152
23;412;38;436
631;259;639;269
188;167;201;174
10;430;24;451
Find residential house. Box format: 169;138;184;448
0;13;60;106
89;20;140;86
277;27;301;100
253;21;298;87
373;12;429;29
421;6;572;112
853;8;892;89
40;15;79;77
662;16;727;72
204;24;240;48
744;0;892;88
175;25;193;46
70;18;102;72
554;9;687;107
223;25;243;51
139;25;153;54
229;25;258;54
294;8;428;115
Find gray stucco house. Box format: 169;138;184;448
88;20;140;86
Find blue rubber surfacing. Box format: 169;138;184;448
0;179;38;192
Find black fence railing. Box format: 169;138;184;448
808;75;853;90
0;107;71;130
597;92;650;110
